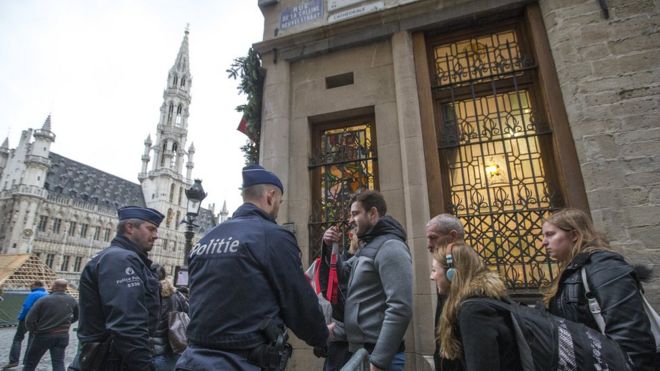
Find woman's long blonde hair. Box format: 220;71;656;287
434;243;507;359
542;208;610;305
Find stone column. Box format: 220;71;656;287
391;30;435;370
260;52;292;223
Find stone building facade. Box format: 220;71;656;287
254;0;658;369
0;30;220;288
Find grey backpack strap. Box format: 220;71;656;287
580;268;607;334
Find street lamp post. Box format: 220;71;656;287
183;179;207;266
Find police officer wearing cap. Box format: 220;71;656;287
72;206;164;371
176;165;329;370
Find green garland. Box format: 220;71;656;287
227;48;266;165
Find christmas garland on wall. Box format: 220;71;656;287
227;47;266;165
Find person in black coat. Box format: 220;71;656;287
542;208;657;370
432;243;522;371
153;278;189;370
175;165;328;371
72;206;164;371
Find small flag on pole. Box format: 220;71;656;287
237;115;258;142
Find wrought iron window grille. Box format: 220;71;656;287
429;27;564;292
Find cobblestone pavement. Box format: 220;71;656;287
0;326;78;370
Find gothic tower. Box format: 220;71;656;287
0;115;54;253
0;137;9;175
140;28;194;232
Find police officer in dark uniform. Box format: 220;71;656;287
71;206;164;371
176;165;329;371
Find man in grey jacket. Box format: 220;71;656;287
23;279;78;371
324;190;413;371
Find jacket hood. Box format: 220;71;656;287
361;215;407;244
462;270;508;300
160;279;175;298
232;202;276;223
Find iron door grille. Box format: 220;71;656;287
429;26;563;293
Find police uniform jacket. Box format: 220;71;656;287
78;235;160;370
186;202;328;351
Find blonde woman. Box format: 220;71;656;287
431;243;522;370
542;208;657;370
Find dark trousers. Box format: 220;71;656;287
23;332;69;371
9;320;30;364
323;341;351;371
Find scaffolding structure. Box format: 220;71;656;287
0;254;78;298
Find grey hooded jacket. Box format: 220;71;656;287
334;216;413;369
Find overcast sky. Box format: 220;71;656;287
0;0;265;215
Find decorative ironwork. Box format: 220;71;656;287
432;29;535;89
431;29;563;291
309;122;377;262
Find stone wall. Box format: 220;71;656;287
539;0;660;303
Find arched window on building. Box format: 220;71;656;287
169;183;176;203
160;141;168;167
176;105;183;125
166;208;173;228
168;103;174;124
171;143;178;168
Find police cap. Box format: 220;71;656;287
242;164;284;193
117;206;165;227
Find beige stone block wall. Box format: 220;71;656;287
539;0;660;304
287;39;400;261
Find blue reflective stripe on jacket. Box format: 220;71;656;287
186;203;328;350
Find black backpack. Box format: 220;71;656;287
463;298;633;371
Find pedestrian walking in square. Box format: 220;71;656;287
1;281;47;369
23;279;78;371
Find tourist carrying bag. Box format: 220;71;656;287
168;310;190;354
463;298;633;371
581;268;660;353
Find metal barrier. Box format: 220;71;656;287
340;348;370;371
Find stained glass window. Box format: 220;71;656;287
433;29;531;87
309;119;377;261
431;27;563;293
